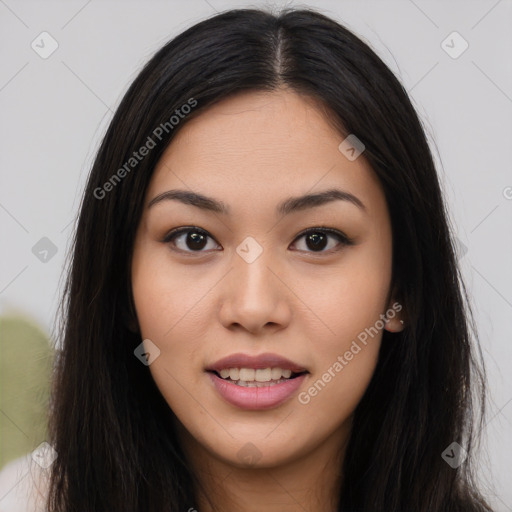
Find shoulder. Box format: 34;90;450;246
0;454;49;512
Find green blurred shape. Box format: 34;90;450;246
0;315;55;469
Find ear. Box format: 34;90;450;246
384;297;405;333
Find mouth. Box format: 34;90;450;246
206;367;309;410
204;352;310;409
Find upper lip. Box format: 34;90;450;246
205;352;308;373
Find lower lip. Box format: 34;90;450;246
207;371;307;410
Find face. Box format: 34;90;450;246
131;89;402;469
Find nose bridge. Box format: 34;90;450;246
220;235;289;332
233;235;277;302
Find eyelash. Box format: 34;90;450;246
162;226;354;256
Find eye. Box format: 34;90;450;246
291;227;353;254
163;227;220;253
162;226;353;255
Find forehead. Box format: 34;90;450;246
146;89;385;218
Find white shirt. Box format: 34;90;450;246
0;454;49;512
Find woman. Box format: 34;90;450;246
40;6;493;511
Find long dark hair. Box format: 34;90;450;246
46;7;493;511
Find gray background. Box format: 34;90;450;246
1;0;511;509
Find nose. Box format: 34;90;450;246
218;247;292;335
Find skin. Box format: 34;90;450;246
131;88;405;512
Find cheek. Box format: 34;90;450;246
131;241;211;343
304;241;391;347
298;280;385;428
131;248;202;397
131;248;209;413
296;242;390;418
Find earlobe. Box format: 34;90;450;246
384;297;406;332
384;316;405;333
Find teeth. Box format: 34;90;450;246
255;368;271;382
239;368;255;381
272;368;291;379
217;367;296;382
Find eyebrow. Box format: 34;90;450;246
147;188;367;216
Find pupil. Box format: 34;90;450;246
307;232;327;251
188;232;207;250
